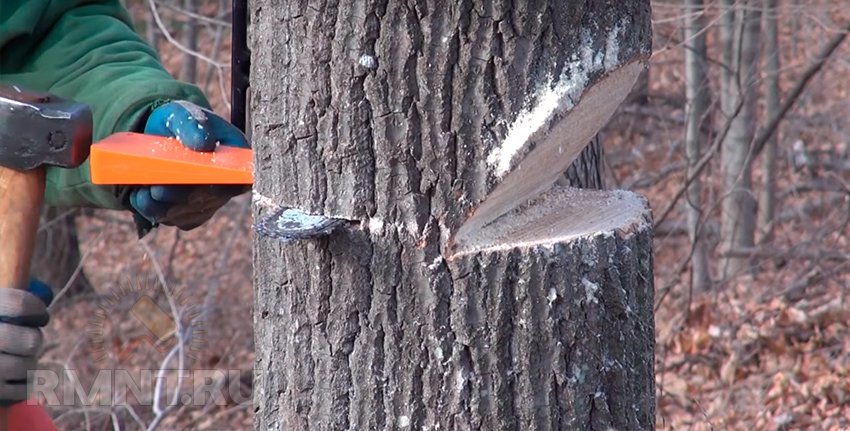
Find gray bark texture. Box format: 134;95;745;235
251;1;655;430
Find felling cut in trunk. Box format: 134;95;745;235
452;59;646;254
252;1;655;430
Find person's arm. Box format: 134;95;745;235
0;0;210;210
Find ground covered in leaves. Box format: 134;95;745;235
634;2;850;429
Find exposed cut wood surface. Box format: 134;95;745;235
452;185;650;258
455;60;647;247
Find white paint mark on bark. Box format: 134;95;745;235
252;190;279;210
570;363;585;384
397;415;411;427
582;277;600;304
455;369;468;391
604;25;624;70
486;25;623;177
547;287;558;304
428;256;444;271
405;219;421;239
358;54;377;69
367;217;384;234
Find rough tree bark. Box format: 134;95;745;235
683;0;712;292
252;1;655;430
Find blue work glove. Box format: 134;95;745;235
129;101;250;233
0;280;53;406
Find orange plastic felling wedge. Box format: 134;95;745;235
4;402;58;431
90;132;253;185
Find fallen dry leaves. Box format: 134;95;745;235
656;291;850;430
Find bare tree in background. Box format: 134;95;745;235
719;2;761;279
146;2;161;48
180;0;199;83
683;0;712;292
758;0;780;241
628;69;651;106
663;1;850;291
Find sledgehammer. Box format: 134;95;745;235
0;85;82;430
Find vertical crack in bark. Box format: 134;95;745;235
443;36;460;178
518;251;547;429
409;325;428;429
589;388;614;430
316;0;340;216
457;344;475;426
362;0;387;221
299;244;318;429
471;256;493;422
372;319;386;426
547;254;568;429
386;282;400;426
500;253;519;430
549;374;561;429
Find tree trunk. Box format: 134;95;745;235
560;135;605;190
758;0;780;242
683;0;712;292
790;0;800;57
180;0;199;83
146;3;161;49
719;2;760;279
252;1;654;430
626;68;651;106
719;0;735;113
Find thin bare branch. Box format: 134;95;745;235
49;232;103;309
752;20;850;157
153;0;232;28
654;94;746;228
145;0;227;69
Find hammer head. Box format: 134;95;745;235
0;84;92;171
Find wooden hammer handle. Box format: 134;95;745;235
0;167;44;431
0;167;45;429
0;167;44;289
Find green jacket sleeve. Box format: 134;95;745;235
0;0;210;210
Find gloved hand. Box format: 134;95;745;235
129;101;250;232
0;280;53;406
